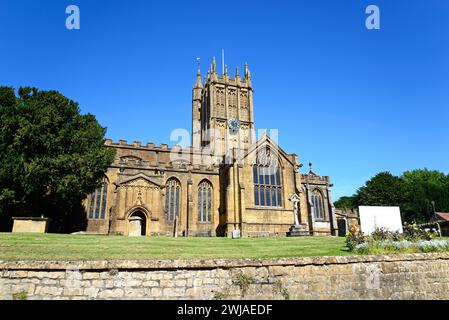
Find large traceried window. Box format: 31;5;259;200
165;178;180;223
88;179;108;220
198;181;212;222
312;190;325;221
253;147;283;208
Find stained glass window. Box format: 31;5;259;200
312;190;325;221
166;179;181;223
253;147;283;208
88;179;108;220
198;181;213;222
100;183;108;219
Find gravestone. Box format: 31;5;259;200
12;217;49;233
128;216;143;237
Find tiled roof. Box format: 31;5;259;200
435;212;449;221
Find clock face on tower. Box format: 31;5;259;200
228;118;241;134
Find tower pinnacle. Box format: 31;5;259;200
244;63;250;79
211;56;216;74
194;67;202;89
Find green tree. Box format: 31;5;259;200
334;196;357;209
401;169;449;223
0;87;115;232
356;172;405;207
336;169;449;224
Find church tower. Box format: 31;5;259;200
191;57;256;158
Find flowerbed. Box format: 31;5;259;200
353;239;449;254
346;225;449;255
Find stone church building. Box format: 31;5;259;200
84;58;338;237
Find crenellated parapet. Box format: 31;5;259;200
106;138;196;153
301;173;331;185
105;139;221;173
300;161;332;186
204;57;253;88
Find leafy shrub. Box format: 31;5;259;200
12;291;27;300
402;223;438;241
371;227;402;242
232;272;255;297
345;226;365;251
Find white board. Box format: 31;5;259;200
359;206;403;235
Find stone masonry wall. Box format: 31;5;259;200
1;253;449;300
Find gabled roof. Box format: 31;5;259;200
118;173;163;188
435;212;449;221
304;170;320;178
243;132;297;167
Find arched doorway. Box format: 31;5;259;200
128;211;147;236
337;218;347;237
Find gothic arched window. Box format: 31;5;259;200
88;178;109;220
165;178;180;223
312;190;325;221
253;147;283;208
198;181;212;222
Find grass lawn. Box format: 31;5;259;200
0;233;350;261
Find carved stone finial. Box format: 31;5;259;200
136;190;143;206
194;67;203;89
211;56;216;73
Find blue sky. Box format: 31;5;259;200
1;0;449;200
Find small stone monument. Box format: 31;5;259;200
12;217;49;233
287;194;309;237
128;216;143;237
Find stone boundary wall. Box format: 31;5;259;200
1;253;449;300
